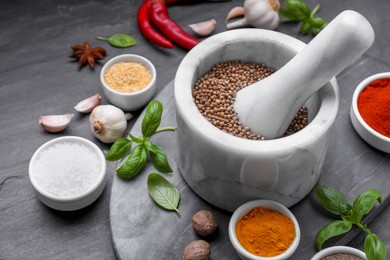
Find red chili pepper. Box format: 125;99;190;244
165;0;204;4
149;0;200;50
166;0;231;5
137;0;174;48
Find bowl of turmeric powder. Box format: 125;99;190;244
228;199;300;260
350;72;390;153
100;54;157;111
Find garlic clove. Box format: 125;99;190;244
226;6;245;21
74;93;102;113
188;19;217;37
39;114;74;133
124;113;133;121
226;17;248;30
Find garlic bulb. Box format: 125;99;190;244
226;0;280;30
39;114;74;133
89;105;132;143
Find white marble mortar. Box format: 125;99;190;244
174;29;339;212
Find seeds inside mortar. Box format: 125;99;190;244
193;60;308;140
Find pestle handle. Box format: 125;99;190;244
234;10;375;139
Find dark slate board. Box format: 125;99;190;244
110;56;390;260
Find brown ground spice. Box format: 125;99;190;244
193;60;308;140
322;253;363;260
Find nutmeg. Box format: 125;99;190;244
192;210;218;236
183;240;211;260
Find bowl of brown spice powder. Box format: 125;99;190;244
100;54;156;111
311;246;366;260
174;29;339;211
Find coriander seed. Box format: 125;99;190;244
193;60;309;139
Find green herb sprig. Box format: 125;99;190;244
106;100;175;179
107;100;179;212
279;0;327;35
314;185;386;260
97;33;137;48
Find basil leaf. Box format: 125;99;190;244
116;145;148;179
144;139;157;154
106;138;132;161
150;144;173;173
129;133;144;144
311;27;322;35
300;21;311;34
353;189;382;216
142;100;163;138
365;234;387;260
279;8;299;21
295;1;311;17
283;0;310;20
314;185;348;215
285;0;299;5
311;17;326;27
339;202;355;222
316;220;352;250
280;0;327;36
108;34;137;48
147;173;180;212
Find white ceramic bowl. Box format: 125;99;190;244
29;136;106;211
311;246;367;259
100;54;157;111
229;199;300;260
350;72;390;153
174;29;339;211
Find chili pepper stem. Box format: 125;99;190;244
155;126;176;133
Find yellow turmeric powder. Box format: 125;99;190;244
235;206;295;257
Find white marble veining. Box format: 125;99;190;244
234;10;374;139
174;29;339;211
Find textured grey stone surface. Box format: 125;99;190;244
1;0;390;259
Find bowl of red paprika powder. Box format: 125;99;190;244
350;72;390;153
228;199;300;260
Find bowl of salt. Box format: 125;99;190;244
29;136;106;211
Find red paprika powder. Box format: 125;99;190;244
358;78;390;138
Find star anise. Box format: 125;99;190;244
70;41;107;69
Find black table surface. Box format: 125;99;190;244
1;0;390;259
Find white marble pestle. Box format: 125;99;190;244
234;10;375;139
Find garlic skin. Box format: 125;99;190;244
39;114;74;133
189;19;217;37
226;0;280;30
74;93;102;113
89;105;130;143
